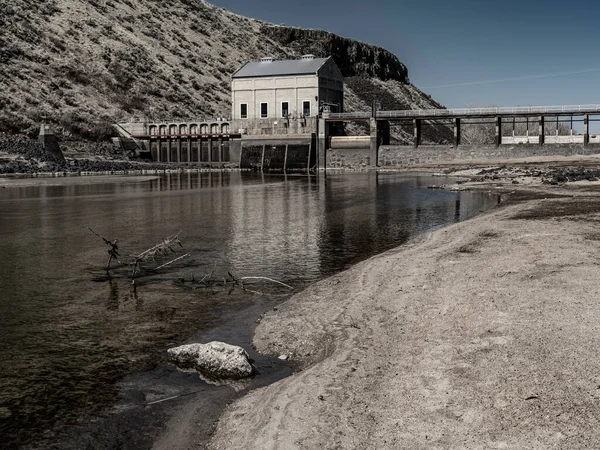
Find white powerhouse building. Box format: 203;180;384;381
231;55;343;134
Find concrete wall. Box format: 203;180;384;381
231;117;317;136
326;144;600;168
379;144;600;166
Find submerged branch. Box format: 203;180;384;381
239;277;293;290
155;253;190;270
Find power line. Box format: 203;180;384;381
424;67;600;89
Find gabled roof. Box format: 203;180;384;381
232;56;331;78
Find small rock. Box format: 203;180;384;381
278;354;289;361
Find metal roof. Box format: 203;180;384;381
232;57;330;78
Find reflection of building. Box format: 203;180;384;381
231;55;343;135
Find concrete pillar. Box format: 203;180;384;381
453;118;461;147
176;140;181;163
208;139;212;163
413;118;421;148
283;144;289;173
167;140;171;163
197;139;201;163
317;118;328;170
38;122;65;162
369;118;379;167
156;138;161;162
584;114;589;147
539;116;545;146
187;138;191;163
379;120;391;146
218;138;223;162
495;117;502;147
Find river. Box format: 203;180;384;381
0;171;496;448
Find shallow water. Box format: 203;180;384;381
0;171;496;448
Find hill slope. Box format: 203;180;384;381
0;0;446;143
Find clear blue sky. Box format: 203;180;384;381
211;0;600;109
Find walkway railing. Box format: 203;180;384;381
327;104;600;120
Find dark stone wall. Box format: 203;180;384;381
239;138;315;171
240;144;264;170
263;145;286;171
286;144;312;171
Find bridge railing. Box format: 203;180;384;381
327;104;600;120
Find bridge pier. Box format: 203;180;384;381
156;138;161;162
167;140;172;163
318;118;328;170
177;140;182;163
539;116;545;146
454;118;461;147
584;114;589;146
413;119;421;148
495;117;502;147
370;118;379;167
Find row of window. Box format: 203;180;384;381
240;101;311;119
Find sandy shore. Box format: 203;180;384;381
207;174;600;449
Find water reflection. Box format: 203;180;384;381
0;171;496;448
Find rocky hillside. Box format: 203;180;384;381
0;0;447;143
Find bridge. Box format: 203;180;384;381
113;104;600;169
317;104;600;168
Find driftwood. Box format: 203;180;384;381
89;231;291;293
88;228;121;271
129;233;184;280
176;269;293;295
90;230;186;281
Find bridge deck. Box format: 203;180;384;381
325;104;600;121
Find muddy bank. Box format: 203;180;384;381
208;175;600;449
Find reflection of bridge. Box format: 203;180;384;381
317;104;600;168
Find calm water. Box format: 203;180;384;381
0;172;496;448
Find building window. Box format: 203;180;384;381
303;101;311;117
281;102;289;118
260;103;268;118
240;104;248;119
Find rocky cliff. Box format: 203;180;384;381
0;0;446;144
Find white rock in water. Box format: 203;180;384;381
167;342;256;379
